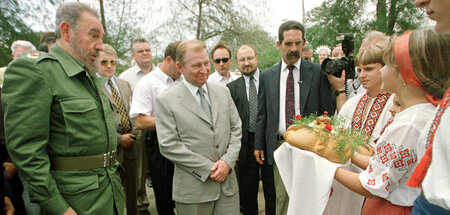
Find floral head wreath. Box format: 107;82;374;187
315;45;331;55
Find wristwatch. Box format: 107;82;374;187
334;89;346;97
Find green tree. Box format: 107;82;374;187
305;0;426;62
0;0;53;66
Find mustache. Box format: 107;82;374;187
287;51;300;58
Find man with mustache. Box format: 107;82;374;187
254;20;334;215
2;2;124;214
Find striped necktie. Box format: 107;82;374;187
248;76;257;132
108;79;131;134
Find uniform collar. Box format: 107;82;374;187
50;44;88;77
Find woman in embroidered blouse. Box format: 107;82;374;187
333;28;450;215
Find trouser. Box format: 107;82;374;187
411;194;450;215
146;130;175;215
135;130;150;211
119;147;138;215
239;132;275;215
175;190;239;215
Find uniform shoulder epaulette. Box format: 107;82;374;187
24;51;56;63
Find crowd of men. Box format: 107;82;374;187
0;0;448;215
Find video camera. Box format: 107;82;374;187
321;33;356;79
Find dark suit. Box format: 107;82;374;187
255;59;334;165
227;74;276;215
255;59;334;214
103;77;138;215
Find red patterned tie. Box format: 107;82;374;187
285;65;295;129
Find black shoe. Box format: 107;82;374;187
139;210;150;215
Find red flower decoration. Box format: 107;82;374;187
325;124;332;132
296;115;302;120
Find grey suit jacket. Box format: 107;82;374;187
103;77;136;163
255;59;334;165
155;82;242;204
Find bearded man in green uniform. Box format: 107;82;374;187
1;2;124;215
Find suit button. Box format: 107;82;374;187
210;126;214;131
215;145;219;149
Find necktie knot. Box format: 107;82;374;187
287;65;295;72
198;87;205;96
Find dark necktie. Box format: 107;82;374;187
248;76;257;132
198;87;213;123
285;65;295;129
108;80;131;134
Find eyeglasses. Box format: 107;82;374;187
213;58;230;64
101;60;117;66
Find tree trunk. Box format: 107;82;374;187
99;0;108;38
302;0;305;24
196;0;203;40
386;0;398;35
376;0;387;32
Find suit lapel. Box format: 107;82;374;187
178;84;213;125
103;85;117;108
236;77;249;114
116;79;131;111
271;62;281;117
299;59;312;115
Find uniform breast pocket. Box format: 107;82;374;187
60;98;102;146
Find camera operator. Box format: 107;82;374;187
326;31;389;113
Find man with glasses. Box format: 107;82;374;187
208;42;239;85
97;44;138;215
227;44;276;215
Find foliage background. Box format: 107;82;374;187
1;0;429;73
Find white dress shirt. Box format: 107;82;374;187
207;71;240;86
119;64;155;91
278;60;301;135
129;67;182;118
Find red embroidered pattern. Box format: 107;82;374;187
376;141;417;171
426;88;450;148
385;182;390;192
382;173;389;182
352;93;391;139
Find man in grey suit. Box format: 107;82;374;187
97;44;138;215
155;39;242;215
254;20;334;215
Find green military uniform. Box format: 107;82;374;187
1;44;124;215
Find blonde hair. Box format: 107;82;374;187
101;44;117;57
355;44;385;66
176;39;207;66
384;29;450;99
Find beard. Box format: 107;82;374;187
241;66;257;76
69;39;99;76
